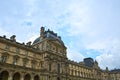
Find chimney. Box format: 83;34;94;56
26;41;31;46
3;35;6;38
40;26;45;40
10;35;16;42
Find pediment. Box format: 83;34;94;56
50;39;64;46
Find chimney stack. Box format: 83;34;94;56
10;35;16;42
40;26;45;40
26;41;31;46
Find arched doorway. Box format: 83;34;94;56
34;75;39;80
0;71;9;80
13;72;20;80
24;74;31;80
57;77;60;80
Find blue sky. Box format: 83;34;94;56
0;0;120;70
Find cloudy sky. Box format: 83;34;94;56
0;0;120;70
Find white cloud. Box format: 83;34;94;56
78;36;120;70
67;48;84;62
95;39;120;69
67;41;85;62
62;1;91;36
25;33;39;43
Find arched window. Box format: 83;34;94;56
57;77;60;80
34;75;39;80
0;71;9;80
24;74;31;80
13;72;20;80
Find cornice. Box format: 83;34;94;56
0;36;40;54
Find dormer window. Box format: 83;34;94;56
47;32;50;37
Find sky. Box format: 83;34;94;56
0;0;120;70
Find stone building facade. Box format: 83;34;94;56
0;27;119;80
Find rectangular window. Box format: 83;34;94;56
39;62;43;68
31;61;35;69
57;63;60;74
5;45;9;51
62;49;64;55
25;51;28;56
56;47;58;53
13;58;18;65
48;44;51;51
23;61;26;67
16;48;20;54
1;56;7;63
23;60;26;67
49;64;51;71
41;43;44;50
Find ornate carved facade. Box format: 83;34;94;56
0;27;120;80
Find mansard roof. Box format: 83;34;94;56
33;29;64;45
110;69;120;73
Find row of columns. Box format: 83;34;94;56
69;70;94;78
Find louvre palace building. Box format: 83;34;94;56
0;27;120;80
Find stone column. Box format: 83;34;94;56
20;74;24;80
21;72;26;80
8;72;13;80
31;75;34;80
